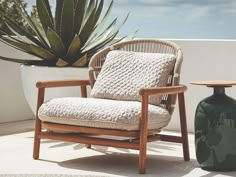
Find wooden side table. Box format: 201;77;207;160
191;81;236;171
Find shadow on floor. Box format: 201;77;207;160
34;140;236;176
57;153;236;177
58;153;198;177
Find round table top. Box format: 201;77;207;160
190;80;236;87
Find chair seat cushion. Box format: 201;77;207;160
38;97;171;131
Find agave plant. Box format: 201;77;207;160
0;0;128;67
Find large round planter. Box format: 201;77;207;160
195;86;236;171
20;65;89;115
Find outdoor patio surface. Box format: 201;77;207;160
0;120;235;177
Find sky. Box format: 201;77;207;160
25;0;236;39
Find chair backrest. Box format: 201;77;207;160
89;39;183;115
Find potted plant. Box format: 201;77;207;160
0;0;129;114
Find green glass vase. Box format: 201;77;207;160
195;86;236;171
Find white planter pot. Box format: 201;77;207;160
20;65;90;115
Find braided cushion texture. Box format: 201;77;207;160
38;97;171;131
91;50;176;105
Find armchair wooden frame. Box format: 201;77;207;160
33;39;190;174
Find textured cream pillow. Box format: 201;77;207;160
91;50;176;105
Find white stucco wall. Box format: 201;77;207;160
0;42;34;123
1;39;236;133
167;39;236;132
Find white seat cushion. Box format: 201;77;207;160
38;97;171;131
91;50;176;105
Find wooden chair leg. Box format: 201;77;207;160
33;87;45;160
33;117;41;159
86;144;92;148
139;94;148;174
178;93;190;161
139;139;147;174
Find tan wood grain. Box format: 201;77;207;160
33;87;45;159
191;80;236;86
33;39;190;174
38;132;140;150
36;80;90;88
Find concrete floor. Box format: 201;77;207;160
0;120;235;177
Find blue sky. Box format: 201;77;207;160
25;0;236;39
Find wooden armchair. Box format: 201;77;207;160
33;39;190;174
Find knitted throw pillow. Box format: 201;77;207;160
91;50;176;105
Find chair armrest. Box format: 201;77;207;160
36;80;91;88
139;85;187;96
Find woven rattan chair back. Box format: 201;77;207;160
89;39;183;114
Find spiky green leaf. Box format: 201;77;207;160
5;23;30;44
117;12;129;31
127;29;139;39
47;28;65;57
94;0;104;26
73;0;86;34
82;13;126;53
66;35;81;57
1;12;43;47
56;58;69;67
0;37;31;54
0;55;37;64
31;15;49;45
60;0;74;49
36;0;54;33
84;0;95;21
90;0;113;39
0;30;28;45
83;18;117;49
79;8;96;45
72;53;87;67
0;0;130;67
30;44;57;60
85;12;129;52
85;31;120;55
42;0;53;21
13;0;50;48
55;0;63;35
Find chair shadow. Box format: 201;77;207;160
35;140;194;176
36;140;236;176
58;152;198;177
57;141;197;176
26;137;86;150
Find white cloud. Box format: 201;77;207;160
185;6;211;22
138;0;167;5
220;1;236;14
115;0;131;5
111;5;174;19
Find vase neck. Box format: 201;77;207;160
213;87;225;95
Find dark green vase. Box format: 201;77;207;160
195;86;236;171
